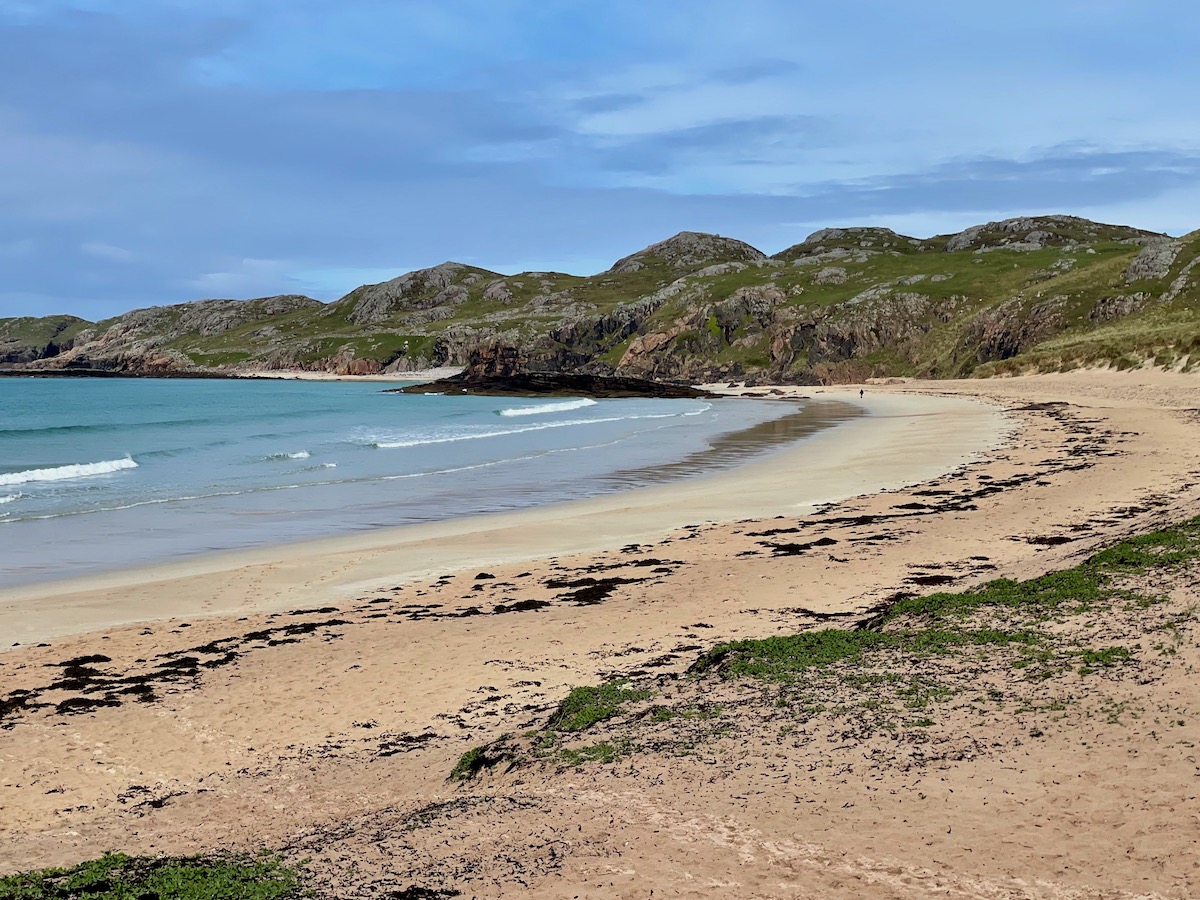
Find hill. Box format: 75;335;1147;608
4;216;1198;382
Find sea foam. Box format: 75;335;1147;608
498;398;597;417
0;457;138;486
371;414;660;449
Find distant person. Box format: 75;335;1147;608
859;388;864;399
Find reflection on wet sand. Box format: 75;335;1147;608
603;399;861;489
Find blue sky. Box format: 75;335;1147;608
2;0;1198;320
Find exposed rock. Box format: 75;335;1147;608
0;315;89;364
944;216;1162;253
329;351;382;376
1090;294;1149;323
694;262;749;277
483;280;514;303
429;285;469;308
17;296;320;374
530;291;575;310
1124;239;1182;283
607;232;765;274
1164;255;1200;303
547;295;670;372
60;346;196;374
398;348;715;398
813;267;848;285
341;263;472;324
400;307;456;327
846;284;892;305
180;295;321;336
963;296;1069;362
774;227;924;262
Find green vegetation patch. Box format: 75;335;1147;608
699;518;1200;685
450;680;653;780
0;315;91;346
449;741;514;782
0;851;305;900
546;680;652;732
457;516;1200;776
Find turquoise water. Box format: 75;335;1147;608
0;378;813;587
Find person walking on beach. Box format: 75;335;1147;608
859;388;864;399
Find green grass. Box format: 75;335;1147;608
448;681;653;780
449;741;513;781
0;315;91;358
0;852;305;900
696;518;1200;684
486;516;1200;769
559;741;624;766
546;680;652;732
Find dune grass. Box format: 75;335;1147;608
0;852;306;900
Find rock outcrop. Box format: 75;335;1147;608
606;232;765;274
1124;239;1182;283
337;263;486;325
0;315;89;364
940;216;1159;253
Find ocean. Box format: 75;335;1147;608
0;377;844;588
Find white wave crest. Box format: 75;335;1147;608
0;457;138;486
267;450;310;460
498;398;597;417
0;493;20;504
372;412;677;449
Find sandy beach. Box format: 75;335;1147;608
2;368;1199;898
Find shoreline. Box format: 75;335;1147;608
0;389;1006;646
0;366;465;382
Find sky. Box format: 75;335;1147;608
2;1;1199;321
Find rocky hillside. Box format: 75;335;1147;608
4;216;1198;383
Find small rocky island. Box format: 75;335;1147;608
394;346;716;398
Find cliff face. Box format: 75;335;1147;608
6;217;1199;382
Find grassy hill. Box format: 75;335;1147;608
3;216;1198;382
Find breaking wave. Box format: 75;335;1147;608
371;413;676;449
497;398;597;417
0;457;139;486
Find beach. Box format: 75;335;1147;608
2;369;1199;898
0;389;1001;644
